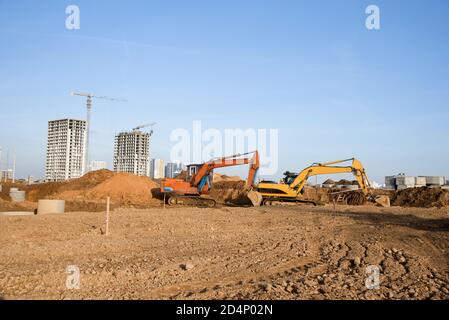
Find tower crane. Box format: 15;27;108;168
70;91;126;174
132;122;157;135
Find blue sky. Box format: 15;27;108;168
0;0;448;182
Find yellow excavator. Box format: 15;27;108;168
254;158;389;207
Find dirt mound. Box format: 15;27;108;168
0;198;37;212
0;191;10;201
25;170;115;202
392;187;449;208
86;173;157;205
52;173;158;206
213;173;242;183
61;169;115;190
303;186;330;203
175;171;188;180
22;170;160;209
209;180;251;205
0;198;18;211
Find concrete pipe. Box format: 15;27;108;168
10;190;26;202
37;200;65;215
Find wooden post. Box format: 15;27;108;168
106;197;110;236
163;193;166;209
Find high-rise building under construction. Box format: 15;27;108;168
114;130;151;177
45;119;87;181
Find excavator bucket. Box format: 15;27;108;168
247;190;263;207
375;195;390;208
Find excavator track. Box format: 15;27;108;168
167;195;217;208
261;198;320;206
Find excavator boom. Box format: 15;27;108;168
161;151;260;207
256;157;373;206
289;158;371;194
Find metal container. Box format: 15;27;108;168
37;200;65;215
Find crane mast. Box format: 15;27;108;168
71;91;126;174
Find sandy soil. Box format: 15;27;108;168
0;204;448;300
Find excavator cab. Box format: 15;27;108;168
283;171;298;185
186;164;201;180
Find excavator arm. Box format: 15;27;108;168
161;151;261;207
192;151;260;189
256;157;388;207
289;158;371;195
186;151;260;194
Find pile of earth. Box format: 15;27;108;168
213;173;242;183
175;170;188;180
209;175;253;205
0;198;24;212
24;170;115;202
302;186;331;203
392;187;449;208
23;170;160;210
209;176;333;205
323;179;359;186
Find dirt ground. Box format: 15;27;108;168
1;204;448;300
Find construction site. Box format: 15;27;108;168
1;154;448;300
1;1;449;306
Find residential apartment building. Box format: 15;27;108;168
45;119;86;181
165;161;183;179
114;130;151;176
150;158;165;179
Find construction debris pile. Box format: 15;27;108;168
392;187;449;208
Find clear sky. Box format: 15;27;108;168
0;0;448;182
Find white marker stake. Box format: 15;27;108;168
106;197;110;236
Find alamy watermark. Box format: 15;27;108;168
65;5;80;30
64;5;379;32
66;265;81;290
170;121;278;176
366;5;381;30
365;265;381;290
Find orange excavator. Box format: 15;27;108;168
161;151;261;207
